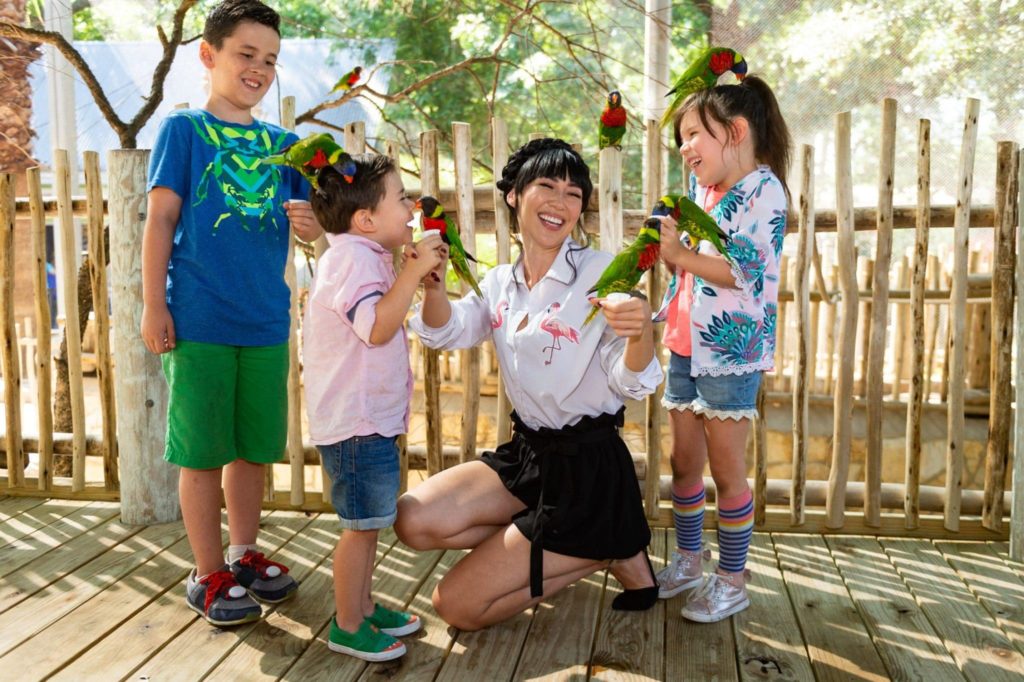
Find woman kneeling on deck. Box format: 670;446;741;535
397;138;664;631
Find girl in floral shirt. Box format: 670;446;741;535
651;74;791;622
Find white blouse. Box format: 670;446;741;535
410;237;663;431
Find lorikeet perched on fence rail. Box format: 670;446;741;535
599;90;628;150
415;196;483;297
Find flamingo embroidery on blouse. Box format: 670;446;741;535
539;302;580;365
491;300;509;329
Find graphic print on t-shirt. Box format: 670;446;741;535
188;115;293;234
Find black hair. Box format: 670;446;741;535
673;75;792;198
310;153;395;235
494;138;593;285
203;0;281;48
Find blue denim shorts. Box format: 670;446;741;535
317;434;400;530
662;352;762;420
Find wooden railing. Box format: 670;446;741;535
1;97;1022;553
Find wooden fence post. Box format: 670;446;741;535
826;111;857;529
983;142;1019;530
643;118;665;521
452;121;480;465
0;174;22;487
491;118;513;445
1011;148;1024;560
54;149;87;491
420;130;443;476
905;119;931;529
598;147;623;253
792;144;814;526
84;152;118;490
280;96;306;507
864;98;897;528
945;98;980;532
109;149;180;524
27;168;53;491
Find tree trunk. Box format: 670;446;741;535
51;253;93;475
0;0;42;172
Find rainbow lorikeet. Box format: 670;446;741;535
415;196;483;298
583;221;661;326
599;90;628;150
260;133;356;189
330;66;363;94
645;194;732;264
661;47;748;127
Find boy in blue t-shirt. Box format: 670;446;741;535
141;0;323;626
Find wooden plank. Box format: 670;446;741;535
935;541;1024;658
906;119;932;529
792;144;814;526
513;563;608;678
946;98;982;531
285;549;457;681
753;384;767;526
983;142;1018;530
0;495;45;522
0;519;183;658
827;111;858;530
0;501;122;582
0;173;22;487
733;533;814;681
435;604;533;682
773;256;790;391
825;536;963;680
924;254;942;398
47;512;237;682
126;512;315;681
0;498;91;547
2;530;199;678
202;516;357;681
772;533;889;681
857;259;873;398
823;264;839;394
591;530;667;680
452;121;481;465
26;167;53;491
882;537;1024;679
666;531;739;681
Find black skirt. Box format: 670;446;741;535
481;408;652;597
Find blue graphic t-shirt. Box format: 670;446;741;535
147;109;309;346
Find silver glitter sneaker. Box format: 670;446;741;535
681;570;751;622
656;547;710;599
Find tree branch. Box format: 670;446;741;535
0;0;198;148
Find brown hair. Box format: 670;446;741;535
673;75;792;197
203;0;281;48
310;154;395;235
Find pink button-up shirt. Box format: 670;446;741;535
303;232;412;445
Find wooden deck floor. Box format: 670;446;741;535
1;496;1023;681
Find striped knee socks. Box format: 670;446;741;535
717;488;754;573
671;482;706;553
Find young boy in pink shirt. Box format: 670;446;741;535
303;153;444;661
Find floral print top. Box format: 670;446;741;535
654;165;787;377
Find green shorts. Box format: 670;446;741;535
162;340;289;470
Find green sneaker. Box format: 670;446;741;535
328;617;406;662
368;603;422;637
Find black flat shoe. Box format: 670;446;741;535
611;551;659;611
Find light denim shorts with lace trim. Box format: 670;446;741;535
661;352;761;421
